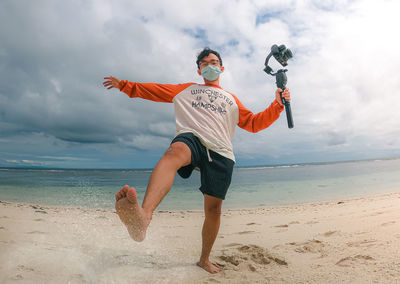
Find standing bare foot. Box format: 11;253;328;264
197;260;222;274
115;185;151;242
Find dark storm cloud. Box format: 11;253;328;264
0;0;176;150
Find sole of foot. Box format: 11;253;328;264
115;185;150;242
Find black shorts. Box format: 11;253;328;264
171;133;234;200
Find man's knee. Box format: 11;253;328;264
205;206;222;217
204;195;223;217
163;142;191;167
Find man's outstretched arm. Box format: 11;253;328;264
103;76;195;103
234;88;291;133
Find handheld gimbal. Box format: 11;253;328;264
264;44;294;129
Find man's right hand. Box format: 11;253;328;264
103;76;121;90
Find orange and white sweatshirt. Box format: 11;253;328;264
118;81;284;162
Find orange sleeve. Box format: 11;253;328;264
233;95;284;133
118;81;195;103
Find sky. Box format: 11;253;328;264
1;0;400;169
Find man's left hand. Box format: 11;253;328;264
275;88;290;106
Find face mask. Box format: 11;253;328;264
201;65;222;81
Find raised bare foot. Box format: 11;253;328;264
197;260;222;274
115;185;151;242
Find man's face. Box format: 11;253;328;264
197;53;224;76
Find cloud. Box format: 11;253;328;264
1;0;400;168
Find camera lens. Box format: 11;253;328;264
284;49;293;60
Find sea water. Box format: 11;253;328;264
1;158;400;210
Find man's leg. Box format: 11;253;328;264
197;194;223;274
115;142;191;242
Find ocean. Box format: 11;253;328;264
1;158;400;210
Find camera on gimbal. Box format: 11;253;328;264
264;44;294;128
264;44;293;74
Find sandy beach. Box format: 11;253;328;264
1;192;400;283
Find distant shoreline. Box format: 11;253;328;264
1;156;400;171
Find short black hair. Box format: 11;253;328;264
196;47;223;69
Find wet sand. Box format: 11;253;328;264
1;192;400;283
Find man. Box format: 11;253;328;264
103;47;290;274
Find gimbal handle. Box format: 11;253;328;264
276;70;294;129
279;88;294;129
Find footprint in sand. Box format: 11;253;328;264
273;224;289;233
237;231;256;235
17;265;35;272
336;255;375;267
274;224;289;228
370;211;386;216
346;239;377;248
10;266;35;281
290;239;327;256
381;221;396;227
11;274;24;280
26;231;47;235
217;244;287;272
322;230;338;237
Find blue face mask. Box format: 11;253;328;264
201;65;222;81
